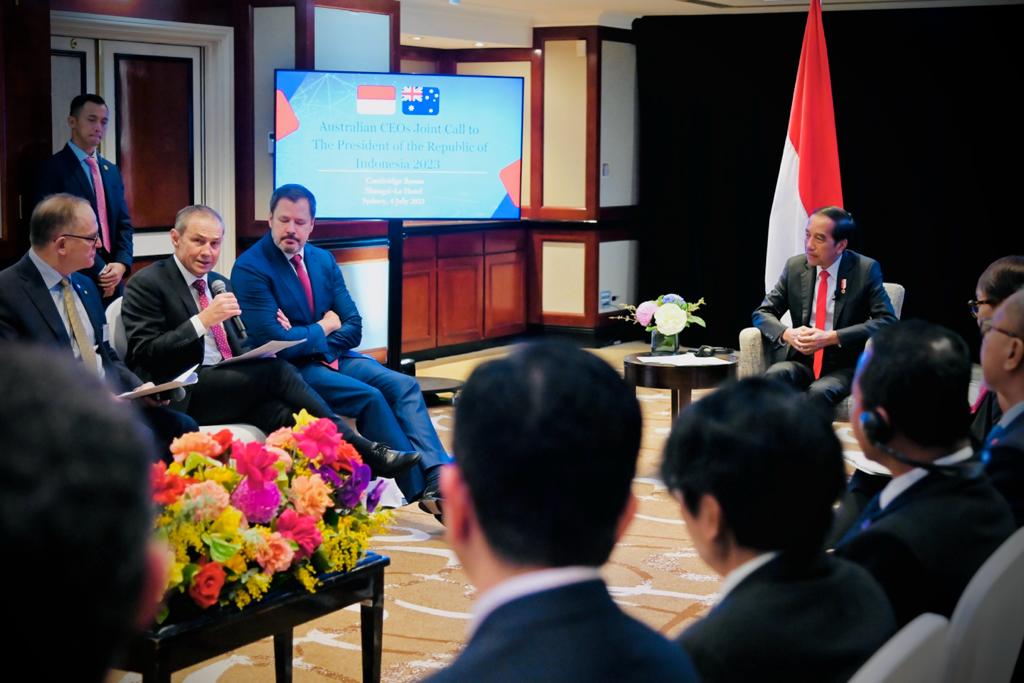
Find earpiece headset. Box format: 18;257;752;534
859;409;985;478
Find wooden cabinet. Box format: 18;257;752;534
401;228;526;353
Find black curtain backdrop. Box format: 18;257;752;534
633;5;1024;356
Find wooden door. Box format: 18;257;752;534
437;255;484;347
484;250;526;338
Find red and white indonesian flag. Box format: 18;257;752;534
764;0;843;294
356;85;396;115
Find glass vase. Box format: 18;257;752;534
650;330;680;355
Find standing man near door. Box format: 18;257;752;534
36;94;133;300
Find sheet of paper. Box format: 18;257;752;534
217;338;305;365
635;354;734;367
843;450;892;477
118;364;199;400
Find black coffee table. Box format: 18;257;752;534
623;350;738;420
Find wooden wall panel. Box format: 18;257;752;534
402;259;436;352
437;231;483;258
116;56;193;231
484;228;525;254
437;255;483;346
484;250;526;338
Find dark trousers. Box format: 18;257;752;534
139;405;199;462
181;358;353;439
765;360;854;408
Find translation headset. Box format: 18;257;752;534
858;409;985;479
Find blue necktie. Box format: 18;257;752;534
837;492;883;547
980;423;1007;465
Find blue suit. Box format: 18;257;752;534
232;233;450;498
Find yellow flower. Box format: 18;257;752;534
167;561;185;590
224;552;248;575
202;466;238;487
211;507;244;537
291;409;318;429
295;564;320;593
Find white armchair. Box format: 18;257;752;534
738;282;905;420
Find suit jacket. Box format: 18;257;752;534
425;579;698;683
121;257;246;394
753;250;896;372
35;144;134;278
678;553;896;683
835;470;1015;626
232;232;363;366
983;408;1024;528
0;253;140;393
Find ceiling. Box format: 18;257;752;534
399;0;1015;48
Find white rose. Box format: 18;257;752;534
654;304;687;335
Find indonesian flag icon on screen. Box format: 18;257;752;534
356;85;396;115
403;86;440;116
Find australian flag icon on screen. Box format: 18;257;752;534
402;86;440;115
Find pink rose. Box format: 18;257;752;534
635;300;658;326
254;531;295;574
276;509;322;559
183;480;230;521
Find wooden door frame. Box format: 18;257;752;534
49;11;237;270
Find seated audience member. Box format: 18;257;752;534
662;378;896;683
426;341;698;682
0;193;196;454
970;255;1024;448
0;345;160;682
121;204;418;477
979;289;1024;527
833;320;1015;626
753;207;896;408
232;184;450;518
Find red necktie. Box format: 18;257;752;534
83;156;112;253
813;270;830;379
192;279;233;361
291;254;315;315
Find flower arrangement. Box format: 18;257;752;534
617;293;706;336
151;410;392;623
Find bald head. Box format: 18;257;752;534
981;289;1024;401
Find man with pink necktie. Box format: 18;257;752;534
36;94;133;301
753;207;896;410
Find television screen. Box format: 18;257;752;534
274;69;524;220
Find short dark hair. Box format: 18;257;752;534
811;206;856;244
0;345;154;683
453;341;642;567
270;183;317;218
857;320;971;449
976;255;1024;305
30;193;91;246
69;93;107;117
661;378;844;554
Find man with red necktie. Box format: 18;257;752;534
35;94;133;301
753;206;896;410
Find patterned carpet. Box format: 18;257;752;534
107;342;859;682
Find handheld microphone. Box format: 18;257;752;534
209;279;247;340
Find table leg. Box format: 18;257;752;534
361;569;385;683
273;630;293;683
142;661;172;683
670;389;694;421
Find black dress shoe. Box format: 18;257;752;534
417;480;444;524
364;442;421;478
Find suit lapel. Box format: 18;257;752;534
799;262;814;325
16;257;72;345
263;235;314;322
832;252;854;328
60;144;98;206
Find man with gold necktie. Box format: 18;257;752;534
35;94;133;301
0;193;195;455
753;207;896;410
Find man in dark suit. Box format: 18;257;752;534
662;378;896;683
425;341;698;683
0;194;196;455
35;94;132;299
232;184;450;517
834;320;1015;626
979;288;1024;527
753;206;896;407
120;204;418;477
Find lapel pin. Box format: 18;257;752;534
840;278;847;295
103;165;109;171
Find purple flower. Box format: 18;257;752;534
311;463;342;488
230;477;282;524
366;480;388;513
635;301;658;326
335;463;372;509
661;293;685;306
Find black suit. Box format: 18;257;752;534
982;408;1024;528
753;250;896;405
121;257;350;437
678;553;896;683
425;579;699;683
35;144;133;292
834;471;1015;626
0;253;196;455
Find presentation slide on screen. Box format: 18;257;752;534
274;70;524;220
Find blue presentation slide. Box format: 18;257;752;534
275;70;524;220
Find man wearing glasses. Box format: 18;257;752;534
979;288;1024;527
0;193;196;455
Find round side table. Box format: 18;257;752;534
622;350;738;420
